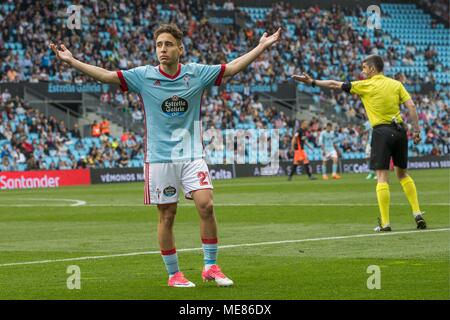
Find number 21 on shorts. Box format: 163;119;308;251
197;171;211;186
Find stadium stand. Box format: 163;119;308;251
0;1;448;171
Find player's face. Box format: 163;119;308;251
156;33;183;66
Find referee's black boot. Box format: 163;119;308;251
374;225;392;232
415;214;427;230
374;218;392;232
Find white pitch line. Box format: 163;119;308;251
0;198;86;207
0;228;448;268
0;203;448;207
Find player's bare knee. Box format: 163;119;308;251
158;205;177;225
197;200;214;217
159;213;176;227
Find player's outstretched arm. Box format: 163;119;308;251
292;73;344;90
50;43;120;84
223;28;282;78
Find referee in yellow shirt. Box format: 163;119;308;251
292;55;426;232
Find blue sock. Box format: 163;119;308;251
322;164;327;175
202;238;218;269
332;164;337;175
161;249;179;276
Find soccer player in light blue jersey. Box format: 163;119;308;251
319;123;341;180
50;24;281;288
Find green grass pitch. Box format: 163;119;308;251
0;169;448;299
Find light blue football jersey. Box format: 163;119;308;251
364;120;372;144
319;130;337;152
117;63;225;163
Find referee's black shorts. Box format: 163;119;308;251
370;124;408;170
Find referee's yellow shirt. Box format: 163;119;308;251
350;74;411;127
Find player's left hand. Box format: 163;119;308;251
259;28;282;49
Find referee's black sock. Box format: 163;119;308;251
303;163;312;178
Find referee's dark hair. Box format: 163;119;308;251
363;55;384;72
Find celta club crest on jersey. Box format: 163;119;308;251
161;95;189;117
183;75;190;88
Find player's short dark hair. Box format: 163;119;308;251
154;24;183;45
363;55;384;72
327;122;332;127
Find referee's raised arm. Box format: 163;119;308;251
291;73;344;90
50;43;120;85
292;56;421;145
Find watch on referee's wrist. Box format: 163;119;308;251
311;80;316;87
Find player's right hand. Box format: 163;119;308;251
259;28;282;49
291;73;313;85
49;43;74;64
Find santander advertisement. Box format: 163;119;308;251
0;169;91;190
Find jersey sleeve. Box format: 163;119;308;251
116;66;146;93
341;81;352;93
399;83;411;104
349;80;366;96
193;63;226;88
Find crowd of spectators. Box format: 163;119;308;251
419;0;450;24
1;1;448;85
1;1;448;128
0;91;145;171
0;1;448;171
1;87;448;171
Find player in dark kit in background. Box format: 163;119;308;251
288;120;317;181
